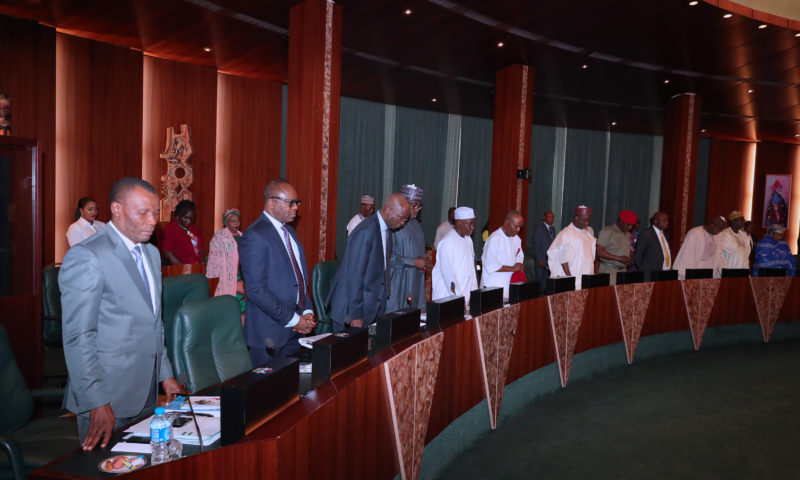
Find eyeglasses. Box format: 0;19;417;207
270;196;301;207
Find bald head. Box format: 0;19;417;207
501;210;524;237
380;193;411;230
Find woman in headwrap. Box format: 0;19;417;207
764;179;788;227
206;208;246;314
753;224;795;277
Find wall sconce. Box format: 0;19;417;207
517;168;531;181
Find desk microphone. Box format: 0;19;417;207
175;373;204;453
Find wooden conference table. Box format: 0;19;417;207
31;276;800;480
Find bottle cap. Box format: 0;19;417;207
155;407;165;415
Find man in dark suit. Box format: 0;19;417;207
59;177;182;450
327;193;411;331
634;211;672;272
531;210;556;292
238;178;316;366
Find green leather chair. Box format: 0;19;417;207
168;295;253;393
162;273;210;372
0;326;76;480
41;264;62;346
310;260;339;334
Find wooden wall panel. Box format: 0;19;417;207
143;56;218;248
55;33;143;262
507;298;557;383
574;288;623;354
750;141;800;250
214;73;282;231
705;139;754;223
640;280;688;336
0;16;55;266
708;276;758;327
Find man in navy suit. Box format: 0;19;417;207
327;193;411;332
238;178;316;366
531;210;556;292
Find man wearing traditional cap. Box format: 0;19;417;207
327;193;411;331
717;210;752;269
634;211;672;272
753;224;795;277
672;215;727;279
547;205;596;290
387;184;431;312
346;195;375;236
597;210;638;284
480;210;525;298
432;206;478;301
434;207;457;249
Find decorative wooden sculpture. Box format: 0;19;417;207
159;124;194;221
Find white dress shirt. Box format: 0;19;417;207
107;221;156;314
66;217;105;247
263;211;313;328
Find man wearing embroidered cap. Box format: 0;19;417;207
717;210;752;269
673;215;727;279
597;209;637;284
388;184;431;312
432;206;478;302
346;194;375;236
547;205;597;289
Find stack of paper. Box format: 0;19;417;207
124;414;221;446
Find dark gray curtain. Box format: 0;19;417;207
458;115;493;249
561;128;609;233
606;131;658;228
694;137;712;226
528;124;557;241
393;106;449;244
335;96;386;259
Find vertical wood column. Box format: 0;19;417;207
286;0;342;263
659;93;702;252
488;64;534;245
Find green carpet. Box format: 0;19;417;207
436;340;800;479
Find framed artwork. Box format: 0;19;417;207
763;174;791;228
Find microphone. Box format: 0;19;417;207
175;373;204;453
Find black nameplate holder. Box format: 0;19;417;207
376;308;420;348
425;295;465;328
220;356;299;446
644;269;678;282
469;287;503;316
310;327;368;389
758;268;787;277
543;276;575;295
509;280;539;304
615;271;644;285
685;268;713;279
721;268;750;278
581;273;610;289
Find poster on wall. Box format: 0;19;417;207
763;174;791;228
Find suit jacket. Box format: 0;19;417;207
326;213;387;328
59;225;172;418
532;222;556;267
238;213;310;352
635;227;666;272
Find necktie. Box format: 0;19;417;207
282;225;306;310
548;226;554;239
385;229;393;297
660;231;671;267
132;245;152;305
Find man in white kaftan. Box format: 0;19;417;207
673;215;727;279
481;210;525;298
717;210;751;269
432;206;478;302
547;205;596;290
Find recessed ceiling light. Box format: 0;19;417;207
701;129;707;133
723;13;733;18
404;8;412;15
611;121;617;126
203;47;213;52
758;24;767;29
431;98;438;103
795;134;799;137
664;79;670;84
689;1;698;5
497;41;504;47
747;89;755;93
581;64;588;69
795;32;800;37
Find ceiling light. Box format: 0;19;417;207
747;89;755;93
758;24;767;29
203;47;212;52
497;41;504;47
701;129;707;133
795;32;800;37
723;13;733;18
689;1;698;5
404;8;412;15
431;98;438;103
664;79;670;84
581;64;588;69
795;134;799;137
611;121;617;126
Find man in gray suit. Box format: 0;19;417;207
59;178;181;450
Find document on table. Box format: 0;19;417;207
125;415;221;445
298;332;332;349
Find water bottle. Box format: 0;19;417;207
150;407;173;465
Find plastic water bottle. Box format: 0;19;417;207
150;407;173;465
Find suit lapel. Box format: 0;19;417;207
107;229;155;314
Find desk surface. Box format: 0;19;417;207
32;277;800;480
